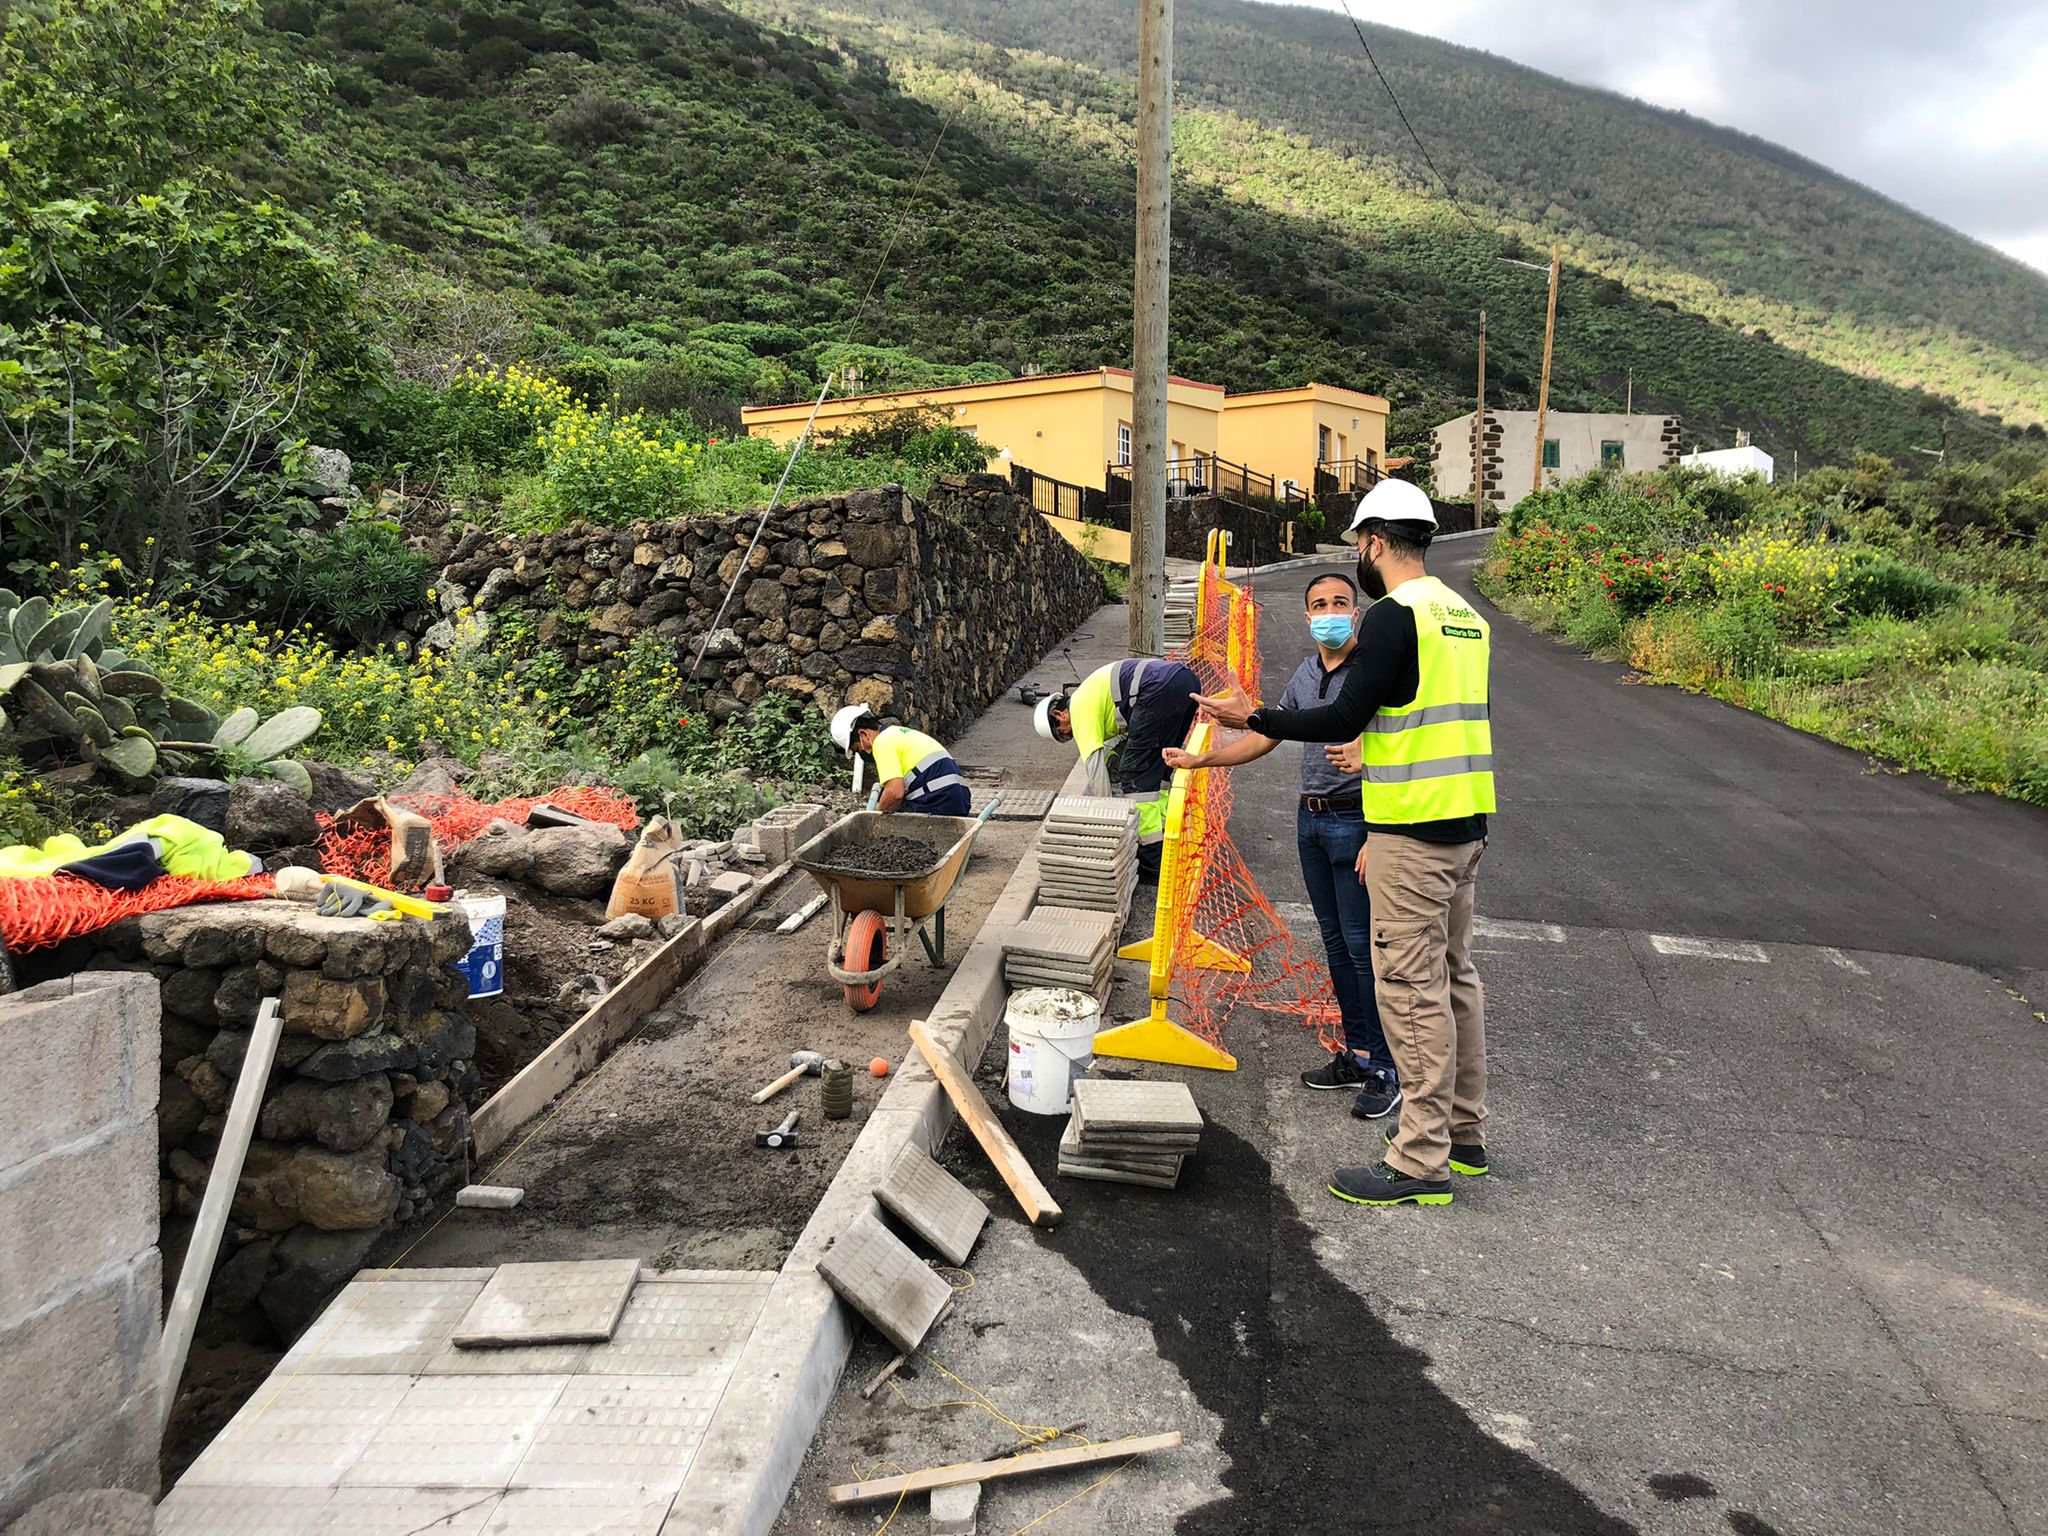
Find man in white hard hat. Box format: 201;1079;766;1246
1034;656;1202;872
1196;479;1496;1208
830;703;971;816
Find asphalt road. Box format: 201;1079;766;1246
777;551;2048;1536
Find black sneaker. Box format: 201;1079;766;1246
1329;1160;1453;1207
1383;1129;1489;1176
1301;1052;1370;1091
1349;1076;1403;1120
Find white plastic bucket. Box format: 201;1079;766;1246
455;891;506;999
1005;987;1100;1115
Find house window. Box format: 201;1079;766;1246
1317;425;1331;463
1542;439;1561;469
1116;421;1132;466
1170;439;1186;463
1600;440;1625;468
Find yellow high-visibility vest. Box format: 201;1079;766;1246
1360;576;1496;824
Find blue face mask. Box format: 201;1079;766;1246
1308;613;1355;647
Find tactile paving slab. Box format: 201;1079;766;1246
1069;1077;1202;1136
874;1143;989;1265
180;1375;414;1488
510;1376;720;1491
313;1487;503;1534
972;787;1058;821
580;1273;770;1378
453;1259;640;1348
281;1276;488;1375
154;1484;337;1532
342;1375;567;1487
483;1488;675;1535
816;1208;951;1354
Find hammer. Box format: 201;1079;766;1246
751;1049;826;1105
754;1110;801;1149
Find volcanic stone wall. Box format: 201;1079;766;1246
439;474;1107;742
82;901;478;1337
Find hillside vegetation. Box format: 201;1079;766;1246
771;0;2048;432
255;0;2040;469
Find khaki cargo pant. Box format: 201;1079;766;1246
1366;834;1487;1182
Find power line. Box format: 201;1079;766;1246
1332;0;1483;233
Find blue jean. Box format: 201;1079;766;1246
1297;804;1396;1080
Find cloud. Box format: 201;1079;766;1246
1270;0;2048;272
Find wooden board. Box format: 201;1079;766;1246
826;1431;1181;1506
909;1018;1063;1229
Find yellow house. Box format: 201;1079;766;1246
741;367;1226;491
1217;383;1391;497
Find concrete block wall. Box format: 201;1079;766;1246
0;972;164;1525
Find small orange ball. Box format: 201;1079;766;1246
868;1057;891;1078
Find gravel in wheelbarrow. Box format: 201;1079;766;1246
805;835;949;879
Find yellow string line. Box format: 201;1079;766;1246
850;1461;913;1536
196;924;754;1462
1007;1457;1136;1535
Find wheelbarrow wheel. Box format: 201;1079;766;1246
843;910;887;1011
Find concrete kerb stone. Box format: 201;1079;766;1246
660;763;1088;1536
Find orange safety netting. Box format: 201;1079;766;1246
1160;549;1344;1054
0;872;277;955
316;785;641;888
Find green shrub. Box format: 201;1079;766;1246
1840;549;1966;619
281;520;435;645
1563;585;1622;652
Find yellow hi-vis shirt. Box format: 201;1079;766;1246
1067;661;1169;843
869;726;964;806
1359;576;1496;824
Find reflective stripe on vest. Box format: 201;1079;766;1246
1114;658;1163;720
1359;576;1496;825
904;749;966;806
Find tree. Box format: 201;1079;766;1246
0;0;384;597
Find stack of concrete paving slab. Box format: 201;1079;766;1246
1165;577;1199;651
1059;1077;1202;1189
1036;796;1138;916
1003;904;1117;1000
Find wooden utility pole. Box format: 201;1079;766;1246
1472;310;1486;528
1128;0;1172;656
1530;243;1560;494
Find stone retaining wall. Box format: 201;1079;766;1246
1166;494;1300;567
439;474;1106;742
83;901;478;1338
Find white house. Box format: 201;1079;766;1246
1431;410;1683;514
1680;444;1775;482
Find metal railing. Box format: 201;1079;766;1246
1312;457;1381;527
1104;456;1310;517
1011;463;1119;528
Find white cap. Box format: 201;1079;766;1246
1032;695;1060;741
829;703;873;753
1346;478;1438;536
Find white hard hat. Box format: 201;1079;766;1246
1346;478;1438;536
1032;694;1060;742
829;703;873;754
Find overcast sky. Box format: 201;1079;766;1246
1263;0;2048;276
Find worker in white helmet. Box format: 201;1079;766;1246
1033;655;1202;871
1196;478;1496;1209
830;703;971;816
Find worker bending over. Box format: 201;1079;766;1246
1034;657;1201;871
830;704;971;816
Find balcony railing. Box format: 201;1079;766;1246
1011;462;1120;528
1104;456;1310;517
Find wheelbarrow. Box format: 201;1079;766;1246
792;802;999;1011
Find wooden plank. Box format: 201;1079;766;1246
472;863;792;1158
909;1018;1062;1229
826;1431;1181;1507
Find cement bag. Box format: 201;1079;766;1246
606;817;684;919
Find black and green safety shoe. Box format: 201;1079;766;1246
1329;1160;1454;1206
1384;1129;1490;1176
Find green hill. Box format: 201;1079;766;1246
261;0;2048;467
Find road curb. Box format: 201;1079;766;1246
664;762;1087;1535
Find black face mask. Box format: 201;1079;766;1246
1357;547;1387;602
